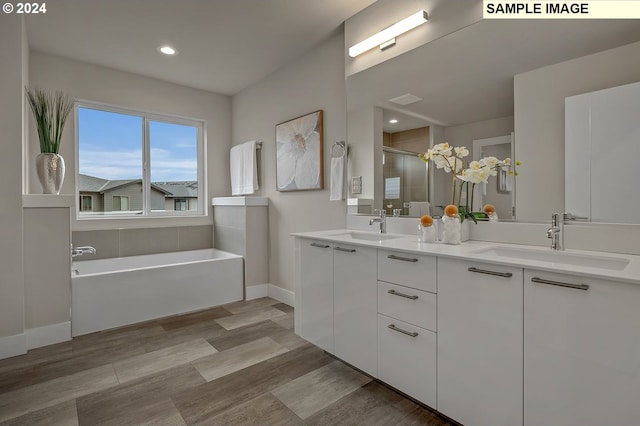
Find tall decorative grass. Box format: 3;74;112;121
25;87;74;154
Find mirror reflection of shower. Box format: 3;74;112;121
382;146;429;218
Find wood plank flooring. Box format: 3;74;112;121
0;297;452;425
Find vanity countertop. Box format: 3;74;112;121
292;229;640;285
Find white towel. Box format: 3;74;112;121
230;141;259;195
330;156;345;201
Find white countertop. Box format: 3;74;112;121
292;229;640;285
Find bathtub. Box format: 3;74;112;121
71;248;243;336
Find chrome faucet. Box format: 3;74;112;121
369;210;387;234
547;212;588;250
71;245;97;258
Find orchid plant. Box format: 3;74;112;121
419;142;520;220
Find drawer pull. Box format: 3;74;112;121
468;267;513;278
388;289;419;300
531;277;589;291
310;243;330;249
388;324;419;338
334;247;356;253
387;254;418;263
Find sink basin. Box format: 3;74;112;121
329;232;403;242
476;246;629;270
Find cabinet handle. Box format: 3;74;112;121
334;247;356;253
388;289;419;300
387;254;418;263
467;267;513;278
310;243;330;249
531;277;589;291
388;324;419;338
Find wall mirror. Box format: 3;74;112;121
346;17;640;223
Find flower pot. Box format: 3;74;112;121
36;153;65;194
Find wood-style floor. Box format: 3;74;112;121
0;297;452;425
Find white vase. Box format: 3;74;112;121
36;153;65;194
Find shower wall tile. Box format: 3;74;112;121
178;225;213;251
72;230;120;260
118;227;180;257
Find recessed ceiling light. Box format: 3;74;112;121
389;119;398;124
158;45;178;55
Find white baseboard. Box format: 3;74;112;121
245;283;295;307
246;284;268;300
268;284;295;306
26;322;71;350
0;333;26;360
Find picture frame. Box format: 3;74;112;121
275;110;324;191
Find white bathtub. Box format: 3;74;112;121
71;248;243;336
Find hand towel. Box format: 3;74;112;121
330;156;345;201
230;141;259;195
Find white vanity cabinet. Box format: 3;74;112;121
333;243;378;376
524;269;640;425
377;250;438;407
297;239;334;353
437;258;523;426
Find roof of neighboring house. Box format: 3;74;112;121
153;181;199;198
79;174;196;197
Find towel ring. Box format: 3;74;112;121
331;141;346;158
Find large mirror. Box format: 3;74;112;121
347;17;640;223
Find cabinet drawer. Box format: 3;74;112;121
378;314;437;408
378;281;436;332
378;250;436;293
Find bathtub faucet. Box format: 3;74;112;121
72;245;97;258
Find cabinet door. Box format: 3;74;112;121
378;314;437;407
524;270;640;425
298;239;334;353
333;243;378;376
438;258;523;426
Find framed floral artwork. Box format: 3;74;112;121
275;110;324;191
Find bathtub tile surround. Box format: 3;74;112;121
72;225;214;261
0;299;452;425
212;196;270;294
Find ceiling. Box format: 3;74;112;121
348;19;640;130
25;0;377;95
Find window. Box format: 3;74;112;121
112;196;129;211
76;102;205;218
80;195;92;212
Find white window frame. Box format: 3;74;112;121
75;100;207;220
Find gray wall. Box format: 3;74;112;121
515;40;640;222
28;51;232;231
232;32;347;292
0;16;26;348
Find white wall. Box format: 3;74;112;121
0;15;27;357
232;32;347;292
28;52;232;230
515;40;640;222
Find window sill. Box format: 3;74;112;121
23;194;75;208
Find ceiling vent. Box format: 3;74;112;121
389;93;423;105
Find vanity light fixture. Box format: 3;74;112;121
158;45;178;55
349;10;428;58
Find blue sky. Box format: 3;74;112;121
78;108;198;182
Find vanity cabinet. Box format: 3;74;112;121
333;243;378;376
437;258;523;426
524;269;640;425
298;239;334;353
377;250;438;407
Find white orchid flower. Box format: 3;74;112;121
276;113;321;190
454;146;469;158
